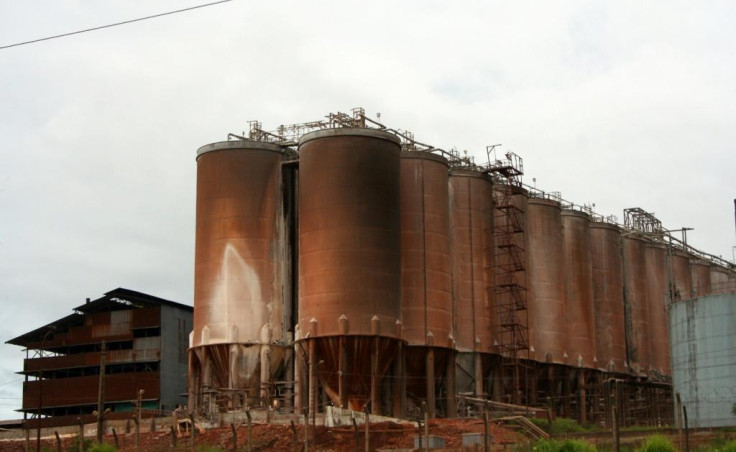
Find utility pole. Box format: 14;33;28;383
96;341;107;443
135;389;144;451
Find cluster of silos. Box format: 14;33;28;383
190;125;736;420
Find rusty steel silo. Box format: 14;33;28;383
190;140;292;413
669;250;693;302
690;259;712;297
297;128;402;416
589;222;626;373
526;197;568;365
622;233;649;375
561;209;596;369
644;241;670;377
449;168;494;398
400;151;455;417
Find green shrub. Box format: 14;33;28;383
635;435;676;452
531;417;600;434
721;439;736;452
532;438;597;452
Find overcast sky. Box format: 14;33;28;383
1;1;734;420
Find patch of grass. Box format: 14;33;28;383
721;439;736;452
635;434;676;452
532;438;597;452
88;443;118;452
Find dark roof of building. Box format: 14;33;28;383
73;287;192;314
5;288;191;347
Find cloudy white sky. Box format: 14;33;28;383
1;1;734;419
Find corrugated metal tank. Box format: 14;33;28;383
297;128;402;412
192;140;290;394
298;128;401;337
400;152;453;347
526;197;567;364
449;169;495;354
561;210;596;368
644;241;670;376
670;250;693;302
690;259;711;297
400;151;454;417
589;222;626;372
670;293;736;427
622;234;649;375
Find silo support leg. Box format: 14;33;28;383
309;340;317;419
371;338;380;415
426;348;436;418
578;370;587;424
446;352;457;418
474;352;483;397
392;342;405;419
338;337;347;409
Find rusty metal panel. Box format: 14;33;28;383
193;140;288;347
623;234;649;375
644;242;669;376
589;222;626;372
23;372;160;409
669;251;692;301
400;152;453;348
561;210;596;368
449;169;494;353
690;259;711;297
297;129;402;338
710;265;730;293
526;198;567;364
132;306;161;329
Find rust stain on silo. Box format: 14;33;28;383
670;251;692;301
400;152;453;347
561;210;596;368
644;241;669;376
449;169;494;353
589;222;626;372
690;259;711;297
194;140;288;347
622;234;649;375
526;197;567;364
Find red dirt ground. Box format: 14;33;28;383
1;418;518;451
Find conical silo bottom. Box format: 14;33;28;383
299;336;401;415
188;343;291;413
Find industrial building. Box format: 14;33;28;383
189;108;736;425
7;288;192;427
